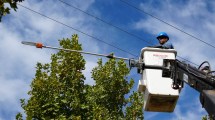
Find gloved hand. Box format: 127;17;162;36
153;45;163;48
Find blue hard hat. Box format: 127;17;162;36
157;32;169;40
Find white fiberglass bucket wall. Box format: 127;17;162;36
138;47;179;112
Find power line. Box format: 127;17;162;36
58;0;200;67
58;0;153;45
18;3;199;67
119;0;215;49
18;4;138;57
177;56;199;67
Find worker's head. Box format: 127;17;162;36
157;32;169;45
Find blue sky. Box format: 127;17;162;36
1;0;215;119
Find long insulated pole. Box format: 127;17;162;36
21;41;131;60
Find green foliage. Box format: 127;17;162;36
0;0;24;22
89;58;136;119
202;115;214;120
15;112;23;120
125;92;144;120
18;34;87;119
17;34;144;119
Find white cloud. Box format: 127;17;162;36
83;58;97;85
135;0;215;65
0;0;99;119
0;23;50;78
171;85;206;119
0;77;29;110
1;0;214;119
133;0;214;119
172;100;206;120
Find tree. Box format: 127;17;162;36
0;0;24;22
125;92;144;119
17;34;87;119
202;115;213;120
16;34;144;119
89;58;143;119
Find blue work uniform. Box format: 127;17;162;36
156;41;174;49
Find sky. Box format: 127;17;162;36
1;0;215;119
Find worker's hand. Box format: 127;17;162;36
153;46;170;49
153;45;163;48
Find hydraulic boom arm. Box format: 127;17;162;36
163;59;215;117
22;41;215;116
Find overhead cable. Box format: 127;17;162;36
177;56;199;67
58;0;153;45
119;0;215;49
18;3;200;67
58;0;200;67
18;4;138;57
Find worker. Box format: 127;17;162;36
155;32;174;49
142;32;174;59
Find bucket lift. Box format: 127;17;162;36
129;47;215;116
22;41;215;117
137;47;179;112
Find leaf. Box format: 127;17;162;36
61;99;67;104
0;0;24;21
17;34;144;119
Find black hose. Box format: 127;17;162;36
198;61;211;71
